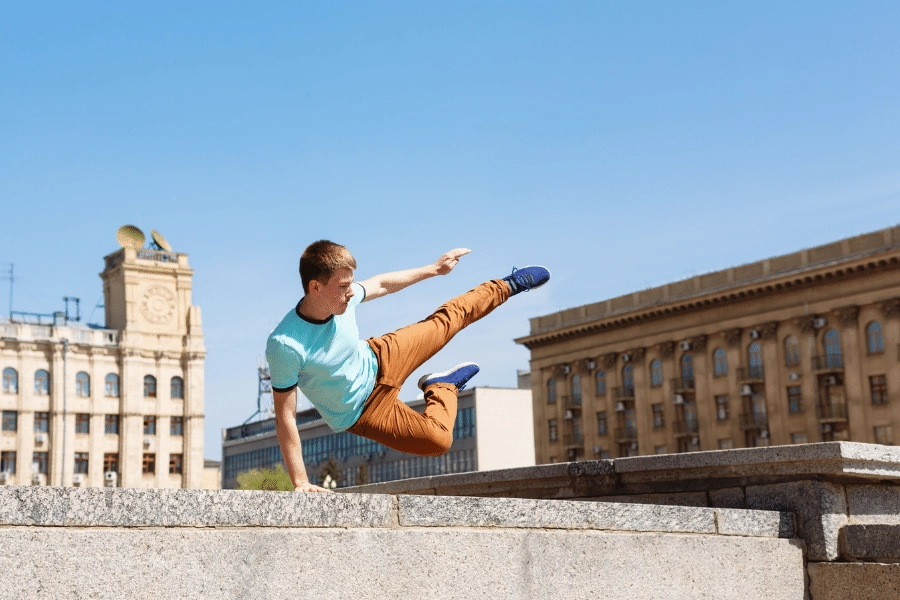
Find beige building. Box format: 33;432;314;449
517;225;900;463
0;233;205;488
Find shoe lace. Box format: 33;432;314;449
509;266;535;291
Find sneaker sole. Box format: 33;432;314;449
418;362;480;390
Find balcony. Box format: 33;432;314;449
739;413;768;431
563;432;585;447
736;366;765;383
614;426;638;443
611;386;635;400
671;377;695;392
815;403;848;422
812;355;844;373
673;419;700;437
561;395;583;410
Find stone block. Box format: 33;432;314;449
746;480;847;561
709;487;745;509
716;508;795;538
590;491;709;507
808;563;900;600
846;483;900;524
841;524;900;560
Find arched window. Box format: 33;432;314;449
34;369;50;395
824;329;842;369
75;372;90;397
867;322;885;354
547;379;557;403
143;375;157;398
2;368;17;394
681;354;694;388
748;343;763;379
784;336;800;367
650;360;663;387
622;365;634;394
595;370;606;395
171;376;184;399
571;375;581;403
713;348;728;376
105;374;120;397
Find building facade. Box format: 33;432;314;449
221;386;534;489
0;236;205;488
517;226;900;463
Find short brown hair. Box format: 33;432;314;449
299;240;357;294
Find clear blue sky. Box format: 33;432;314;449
2;2;898;460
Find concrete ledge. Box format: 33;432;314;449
808;563;900;600
847;484;900;525
841;524;900;561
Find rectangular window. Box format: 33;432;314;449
104;414;119;435
652;404;665;428
718;439;733;450
170;416;184;436
143;415;157;435
75;413;90;434
791;432;808;444
715;395;729;421
596;412;608;435
142;453;156;474
0;451;16;473
654;445;668;455
875;426;894;446
103;453;119;473
787;386;803;414
1;410;17;432
33;451;48;474
33;412;49;433
169;453;183;475
548;419;558;442
74;452;89;474
871;375;888;405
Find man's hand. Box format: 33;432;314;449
435;248;471;275
294;480;333;493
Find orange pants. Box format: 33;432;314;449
347;279;510;456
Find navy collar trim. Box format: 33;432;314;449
295;299;334;325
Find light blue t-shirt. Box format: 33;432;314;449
265;282;378;432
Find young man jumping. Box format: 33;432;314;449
266;240;550;492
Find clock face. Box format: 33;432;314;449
140;285;177;324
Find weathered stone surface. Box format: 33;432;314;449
746;480;847;561
398;495;717;533
0;528;806;600
841;524;900;560
846;483;900;524
0;486;393;528
808;563;900;600
589;491;709;507
709;486;745;509
716;508;795;538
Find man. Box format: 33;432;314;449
266;240;549;492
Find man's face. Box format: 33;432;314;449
313;267;355;316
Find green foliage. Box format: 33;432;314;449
356;462;369;486
236;463;294;491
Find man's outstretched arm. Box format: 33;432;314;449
273;388;331;493
358;248;471;302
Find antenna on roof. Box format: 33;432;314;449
244;359;276;424
115;225;145;249
1;263;14;320
149;229;173;252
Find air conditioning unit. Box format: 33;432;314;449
567;449;577;459
680;341;692;351
615;402;625;412
749;330;761;340
143;437;153;447
760;429;770;439
35;433;47;445
104;471;117;487
813;317;828;329
621;353;631;363
587;360;597;371
740;385;753;396
789;372;801;381
0;472;8;484
564;410;574;420
630;442;638;450
592;446;602;455
691;437;700;446
673;394;685;405
72;474;84;486
821;424;832;433
31;473;43;486
824;375;838;386
562;365;571;375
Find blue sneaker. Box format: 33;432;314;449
418;362;481;392
503;265;551;295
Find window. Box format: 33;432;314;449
791;433;808;444
622;365;634;395
713;348;728;377
104;374;120;397
571;375;582;404
33;451;48;474
2;368;17;393
169;453;183;475
168;416;184;436
652;404;665;428
74;452;89;474
787;386;803;414
595;370;606;395
596;412;608;435
104;414;119;435
824;329;842;368
784;336;801;367
170;376;184;399
655;445;668;455
867;322;885;354
144;375;157;398
0;451;16;473
871;375;888;405
143;416;157;435
75;372;90;397
34;412;49;433
875;426;894;446
75;413;90;434
548;419;558;442
103;453;119;473
715;395;729;421
1;410;17;432
650;360;663;387
680;354;694;388
142;453;156;474
747;343;763;379
547;379;557;404
718;439;733;450
34;369;50;395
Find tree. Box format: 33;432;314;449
236;463;294;491
318;455;342;488
356;463;369;486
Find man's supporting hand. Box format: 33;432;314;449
434;248;471;275
293;480;333;493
